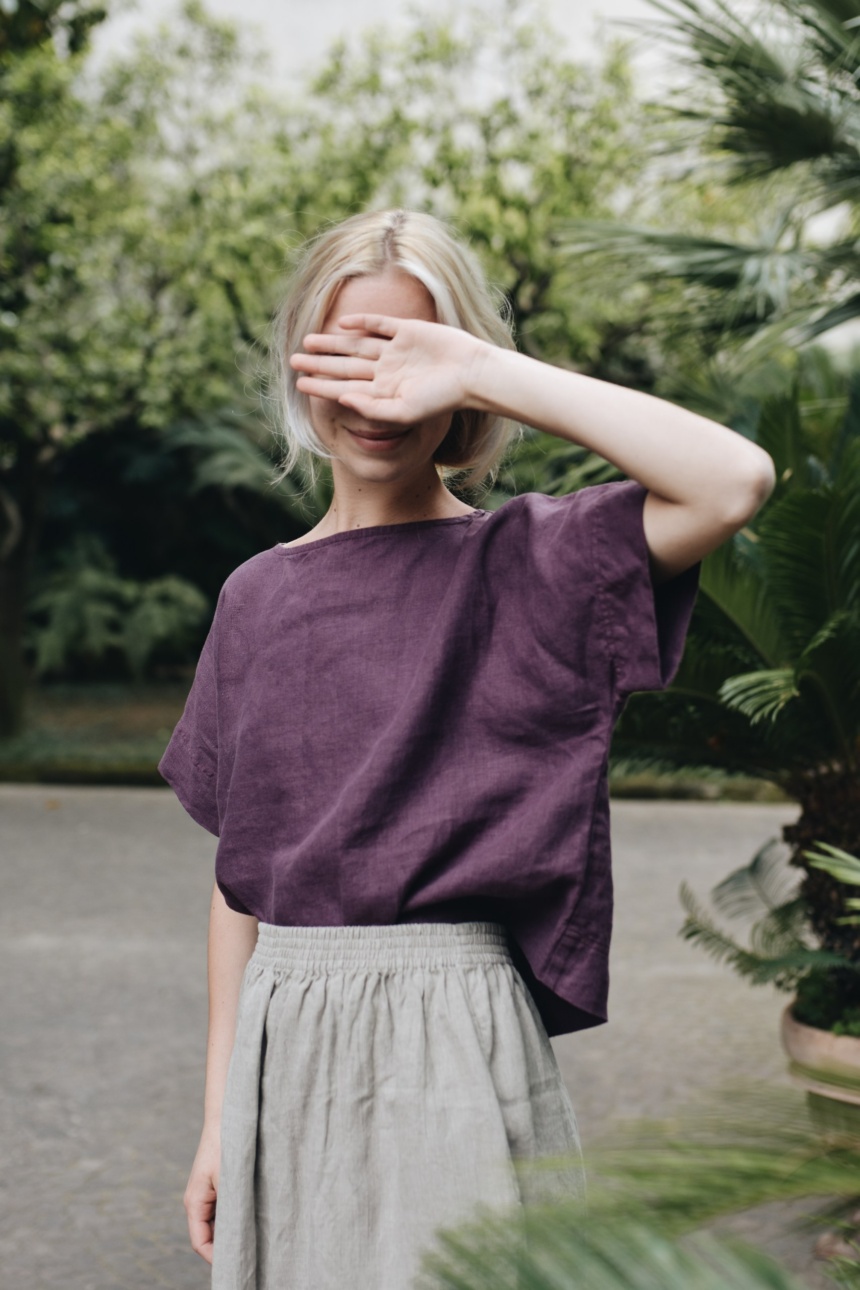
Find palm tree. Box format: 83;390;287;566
533;0;860;1025
566;0;860;353
499;350;860;1022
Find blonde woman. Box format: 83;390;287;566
158;208;775;1289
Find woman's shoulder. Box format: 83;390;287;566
214;547;285;615
482;480;642;530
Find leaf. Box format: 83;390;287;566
698;537;792;670
678;880;849;988
122;576;209;681
711;836;799;919
717;668;800;725
803;841;860;887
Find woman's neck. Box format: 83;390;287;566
316;476;474;534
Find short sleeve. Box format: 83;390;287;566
157;589;223;836
589;478;701;695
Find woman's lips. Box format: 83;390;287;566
347;428;409;449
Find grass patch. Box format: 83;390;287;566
0;681;189;785
608;769;789;803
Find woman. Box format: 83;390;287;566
158;208;775;1289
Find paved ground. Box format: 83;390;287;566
0;787;841;1287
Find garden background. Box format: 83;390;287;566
5;1;860;1286
0;0;810;802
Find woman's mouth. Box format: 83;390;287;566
346;428;410;450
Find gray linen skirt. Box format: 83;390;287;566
211;921;584;1290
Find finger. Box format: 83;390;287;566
290;354;376;380
300;333;385;358
336;313;400;338
186;1204;215;1265
295;375;374;401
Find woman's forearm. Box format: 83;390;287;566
202;880;259;1135
468;345;774;516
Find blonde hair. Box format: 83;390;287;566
270;209;521;498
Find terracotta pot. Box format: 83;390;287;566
781;1002;860;1107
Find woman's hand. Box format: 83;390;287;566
184;1126;221;1265
290;314;488;425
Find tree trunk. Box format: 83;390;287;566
0;442;44;738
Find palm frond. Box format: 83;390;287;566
793;610;860;761
753;386;823;491
503;430;622;499
698;537;793;668
717;667;801;724
751;898;812;959
834;437;860;602
780;290;860;347
710;836;799;919
416;1083;860;1290
794;0;860;93
587;1083;860;1229
563;219;814;325
661;634;753;704
679;881;847;987
160;414;311;516
644;0;860;185
416;1211;811;1290
804;840;860;886
609;685;800;783
642;0;808;92
757;487;839;647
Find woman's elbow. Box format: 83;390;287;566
722;449;777;528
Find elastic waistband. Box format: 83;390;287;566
251;921;512;972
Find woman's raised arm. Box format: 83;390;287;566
291;315;776;581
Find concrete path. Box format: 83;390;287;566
0;787;837;1287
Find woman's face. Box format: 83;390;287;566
304;268;455;483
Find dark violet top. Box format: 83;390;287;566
158;480;701;1036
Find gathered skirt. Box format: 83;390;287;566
211;921;584;1290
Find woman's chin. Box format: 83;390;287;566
331;449;437;489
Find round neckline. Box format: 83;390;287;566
275;510;487;555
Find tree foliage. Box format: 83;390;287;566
0;0;658;730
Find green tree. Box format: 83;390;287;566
0;2;302;733
7;0;659;722
0;0;106;57
300;1;642;364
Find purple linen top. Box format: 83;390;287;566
158;480;700;1037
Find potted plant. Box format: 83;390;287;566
780;843;860;1110
679;838;860;1114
